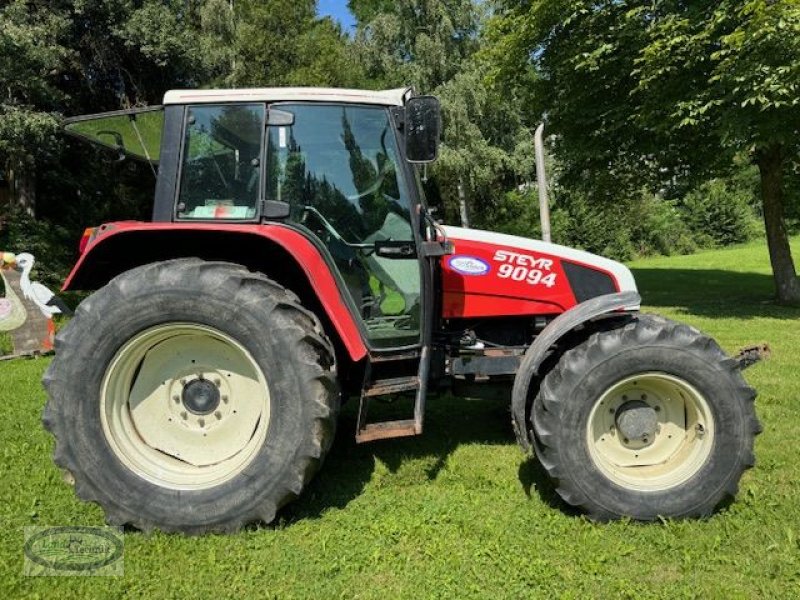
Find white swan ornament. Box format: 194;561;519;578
13;253;71;318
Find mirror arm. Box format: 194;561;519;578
390;107;405;131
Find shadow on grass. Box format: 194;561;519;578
279;390;568;523
631;268;800;319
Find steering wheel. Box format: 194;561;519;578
345;161;395;203
300;206;373;251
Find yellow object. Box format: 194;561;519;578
1;252;16;267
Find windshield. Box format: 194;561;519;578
64;107;163;163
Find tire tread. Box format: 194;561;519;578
42;259;339;534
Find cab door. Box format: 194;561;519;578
265;103;422;350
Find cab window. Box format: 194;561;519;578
177;104;265;220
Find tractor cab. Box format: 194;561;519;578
65;88;445;441
66;89;441;351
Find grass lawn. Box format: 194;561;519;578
2;239;799;598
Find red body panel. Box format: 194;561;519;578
440;234;621;319
64;221;368;361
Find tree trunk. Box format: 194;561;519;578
7;160;36;218
457;178;469;228
756;144;800;305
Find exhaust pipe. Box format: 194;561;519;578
534;123;551;243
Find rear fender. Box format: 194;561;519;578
510;291;641;451
64;222;368;361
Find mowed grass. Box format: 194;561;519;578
2;239;800;599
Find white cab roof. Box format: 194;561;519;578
163;87;411;107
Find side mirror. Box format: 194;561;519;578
405;96;441;163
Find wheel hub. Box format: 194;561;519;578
615;399;658;443
182;378;220;415
586;373;715;492
101;324;271;489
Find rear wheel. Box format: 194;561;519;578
532;314;760;520
43;259;339;534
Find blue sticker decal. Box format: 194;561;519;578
448;255;491;276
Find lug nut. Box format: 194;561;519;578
215;411;222;420
180;411;187;420
641;393;647;400
695;423;705;437
654;405;661;412
198;418;205;428
173;395;180;403
180;378;187;386
214;378;221;387
222;395;229;403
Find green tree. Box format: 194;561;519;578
228;0;362;87
355;1;533;228
348;0;395;26
0;1;71;217
489;0;800;303
354;0;479;91
1;0;225;285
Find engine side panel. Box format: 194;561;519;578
440;226;637;319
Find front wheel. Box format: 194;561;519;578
531;314;760;520
43;259;339;534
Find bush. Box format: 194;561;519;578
0;204;74;289
630;192;697;257
549;188;697;261
550;190;637;261
682;179;760;248
472;187;541;239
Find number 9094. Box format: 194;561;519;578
497;264;557;287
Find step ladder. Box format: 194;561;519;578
355;347;429;443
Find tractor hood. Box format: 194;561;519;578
439;226;638;319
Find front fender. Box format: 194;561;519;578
511;290;641;451
65;221;368;361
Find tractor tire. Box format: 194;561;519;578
42;259;339;534
531;313;760;521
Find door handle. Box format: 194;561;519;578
374;241;417;259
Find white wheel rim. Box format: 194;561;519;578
100;323;270;490
586;372;714;492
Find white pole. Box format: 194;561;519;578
457;178;470;228
534;123;551;243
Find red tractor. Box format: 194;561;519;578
44;87;761;533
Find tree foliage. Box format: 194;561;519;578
488;0;800;303
230;0;362;87
354;0;533;226
0;0;793;299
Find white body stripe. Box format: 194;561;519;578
442;226;639;301
163;87;411;107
